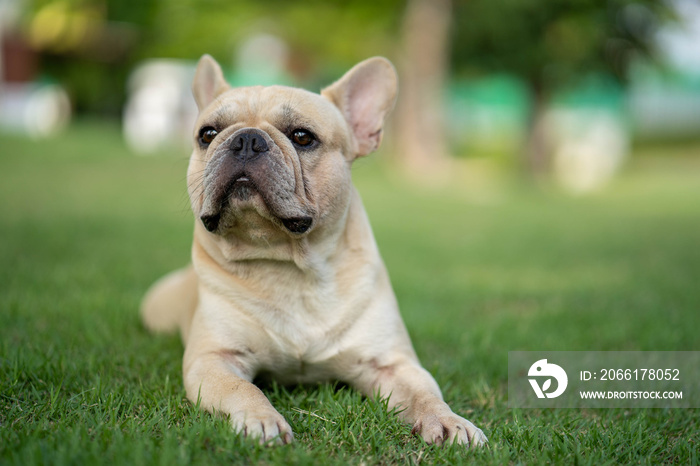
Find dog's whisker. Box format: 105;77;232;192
187;177;206;191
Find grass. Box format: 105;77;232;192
1;122;699;464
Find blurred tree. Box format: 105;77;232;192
21;0;406;116
142;0;403;84
451;0;672;176
24;0;153;115
394;0;452;176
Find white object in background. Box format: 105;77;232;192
123;59;197;154
0;83;71;138
548;108;630;194
235;33;289;86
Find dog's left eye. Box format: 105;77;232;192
199;127;218;146
290;129;315;147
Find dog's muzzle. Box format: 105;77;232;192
197;127;315;235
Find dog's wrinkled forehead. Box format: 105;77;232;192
197;86;348;149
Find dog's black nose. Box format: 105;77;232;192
230;129;269;162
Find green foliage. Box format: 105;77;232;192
142;0;404;78
1;124;699;464
23;0;404;115
451;0;672;93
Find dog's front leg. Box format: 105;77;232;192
182;323;293;444
352;357;487;447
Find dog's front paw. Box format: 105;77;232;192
411;412;487;447
229;407;294;445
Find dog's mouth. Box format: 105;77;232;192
200;209;313;235
199;171;314;235
228;173;255;200
199;172;256;232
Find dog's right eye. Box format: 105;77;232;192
199;127;218;146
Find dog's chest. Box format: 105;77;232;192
258;278;351;358
202;237;381;381
225;263;372;379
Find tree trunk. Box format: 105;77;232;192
525;85;552;181
392;0;452;177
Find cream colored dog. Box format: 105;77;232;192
141;55;487;447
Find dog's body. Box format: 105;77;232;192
141;55;486;447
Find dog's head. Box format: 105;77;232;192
187;55;397;242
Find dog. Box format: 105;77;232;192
141;54;487;447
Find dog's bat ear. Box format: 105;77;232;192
322;57;398;158
192;54;229;111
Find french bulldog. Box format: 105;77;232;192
141;54;487;447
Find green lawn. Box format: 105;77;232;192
1;123;699;464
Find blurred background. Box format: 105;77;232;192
2;3;699;462
1;0;699;191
